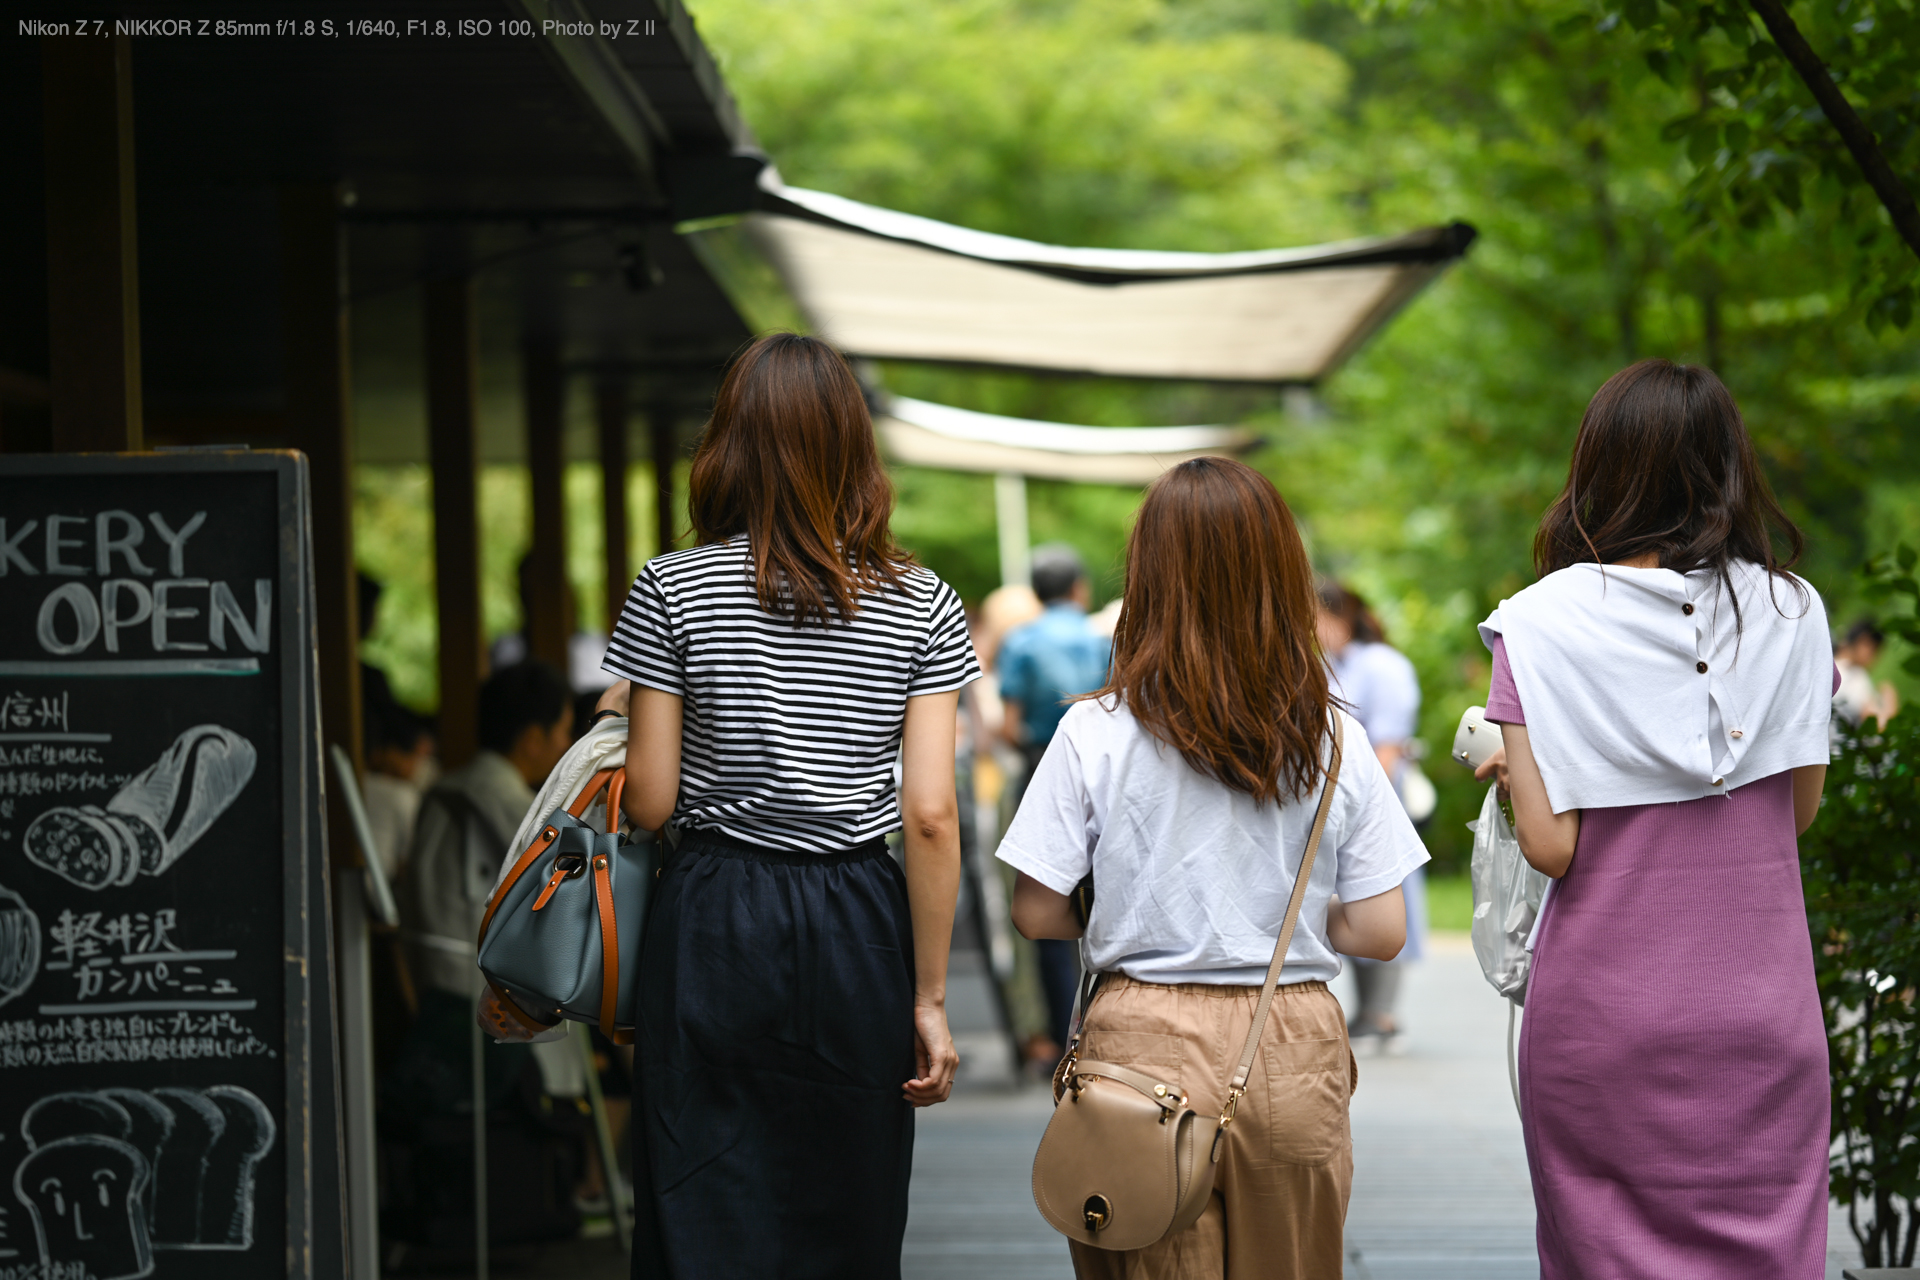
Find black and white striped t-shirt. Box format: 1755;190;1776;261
604;537;981;853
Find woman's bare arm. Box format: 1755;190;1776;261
607;681;682;833
1791;764;1826;835
1011;872;1082;940
899;690;963;1107
1474;727;1579;878
1326;886;1406;960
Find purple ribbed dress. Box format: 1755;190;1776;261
1487;636;1831;1280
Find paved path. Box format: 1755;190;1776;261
907;935;1867;1279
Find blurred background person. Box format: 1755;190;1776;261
966;583;1053;1074
1833;616;1898;740
382;660;588;1249
998;543;1112;1062
491;552;617;735
1317;580;1428;1055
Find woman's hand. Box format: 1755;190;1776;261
903;999;958;1106
1473;745;1510;799
477;984;564;1044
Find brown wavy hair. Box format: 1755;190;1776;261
1096;457;1331;804
688;333;910;626
1534;359;1805;626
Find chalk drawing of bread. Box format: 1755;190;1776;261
21;1093;132;1147
196;1087;274;1248
0;883;39;1008
100;1091;174;1234
12;1135;154;1280
23;725;256;891
146;1088;224;1248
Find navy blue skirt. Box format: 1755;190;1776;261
631;830;916;1280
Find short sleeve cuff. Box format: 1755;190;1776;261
600;659;684;697
906;666;982;698
994;838;1084;897
1336;852;1430;905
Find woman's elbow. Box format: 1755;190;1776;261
901;797;959;847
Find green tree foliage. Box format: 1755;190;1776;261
1603;0;1920;330
1801;545;1920;1264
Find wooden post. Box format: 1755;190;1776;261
280;185;363;859
524;342;570;672
598;381;630;628
425;277;483;769
649;404;677;561
42;32;143;451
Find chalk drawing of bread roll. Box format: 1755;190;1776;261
23;725;256;890
100;1091;174;1235
0;884;39;1008
196;1087;274;1248
12;1135;154;1280
146;1088;224;1248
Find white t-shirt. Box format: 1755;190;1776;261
996;701;1429;986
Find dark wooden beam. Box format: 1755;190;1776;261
598;381;630;630
524;340;570;672
649;404;677;561
42;32;142;451
425;277;483;768
282;184;362;868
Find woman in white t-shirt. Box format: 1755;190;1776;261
998;457;1428;1280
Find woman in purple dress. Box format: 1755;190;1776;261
1476;359;1835;1279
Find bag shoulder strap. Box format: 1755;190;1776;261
1221;722;1344;1118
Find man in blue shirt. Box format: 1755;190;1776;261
998;544;1111;1058
999;545;1112;765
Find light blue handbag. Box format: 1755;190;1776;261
476;768;652;1044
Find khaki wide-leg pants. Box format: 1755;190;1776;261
1066;976;1356;1280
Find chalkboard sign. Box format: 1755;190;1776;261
0;452;337;1280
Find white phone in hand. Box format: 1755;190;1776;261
1452;705;1504;771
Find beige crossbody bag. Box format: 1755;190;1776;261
1031;728;1343;1251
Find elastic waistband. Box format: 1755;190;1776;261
1104;975;1331;1000
677;826;892;866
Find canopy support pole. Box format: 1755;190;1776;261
649;404;677;563
995;471;1030;588
599;381;630;630
425;275;483;768
525;340;570;671
42;31;143;451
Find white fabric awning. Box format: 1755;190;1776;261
875;395;1257;484
747;177;1475;383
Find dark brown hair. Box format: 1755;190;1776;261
688;333;910;626
1097;457;1331;804
1316;580;1387;646
1535;360;1804;616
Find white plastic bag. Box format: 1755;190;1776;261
1467;784;1549;1005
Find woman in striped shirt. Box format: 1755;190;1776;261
598;333;980;1279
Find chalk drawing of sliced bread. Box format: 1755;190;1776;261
13;1135;153;1280
107;725;256;874
196;1086;275;1248
22;806;140;890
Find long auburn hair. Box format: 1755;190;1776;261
688;333;910;626
1097;457;1331;804
1534;360;1804;624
